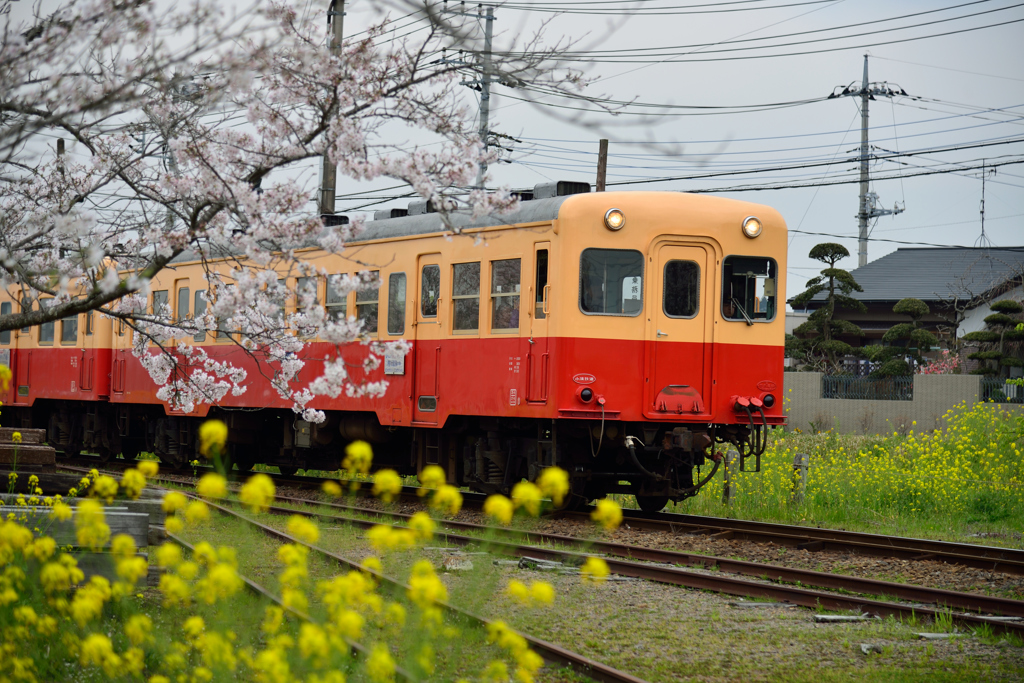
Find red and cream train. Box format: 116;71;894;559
0;183;787;511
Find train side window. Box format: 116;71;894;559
20;297;31;333
177;287;190;321
296;276;319;307
60;312;78;344
722;256;777;323
663;260;700;318
452;262;480;333
356;271;379;335
39;299;54;343
534;249;548;319
491;258;521;332
152;290;169;316
388;273;406;335
326;275;347;321
193;290;207;342
0;302;10;344
421;265;440;318
579;248;644;316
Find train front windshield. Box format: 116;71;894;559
722;256;777;322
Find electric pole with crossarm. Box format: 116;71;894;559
829;54;907;267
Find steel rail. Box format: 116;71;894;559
60;463;1024;573
165;533;416;682
180;493;651;683
259;493;1024;620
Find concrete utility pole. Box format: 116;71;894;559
829;55;907;267
319;0;345;217
475;5;495;190
596;138;608;191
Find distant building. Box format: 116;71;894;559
789;247;1024;348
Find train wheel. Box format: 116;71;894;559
278;466;299;476
635;495;669;513
158;451;188;470
234;455;255;472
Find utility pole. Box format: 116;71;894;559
319;0;345;219
475;5;494;190
975;160;997;247
829;55;907;267
596;139;608;191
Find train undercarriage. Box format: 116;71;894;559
10;400;767;512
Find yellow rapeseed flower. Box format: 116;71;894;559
343;440;374;475
417;464;446;493
196;473;228;499
536;467;570;507
162;491;188;514
137;460;159;478
322;480;343;497
240;473;275;513
198;419;228;456
372;469;402;503
408;511;435;541
11;431;21;444
511;481;543;517
430;484;463;516
590;498;622;531
287;515;320;544
483;494;514;525
581;556;610;584
366;643;395;683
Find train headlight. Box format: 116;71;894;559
604;208;625;231
741;216;762;239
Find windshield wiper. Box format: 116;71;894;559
732;297;754;326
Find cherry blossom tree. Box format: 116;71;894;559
0;0;582;417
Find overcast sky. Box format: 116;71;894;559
10;0;1024;309
341;0;1024;306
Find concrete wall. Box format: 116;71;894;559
783;372;986;435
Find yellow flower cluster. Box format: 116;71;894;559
287;515;320;545
417;464;446;493
119;468;147;500
581;556;611;584
536;467;570;507
342;440;373;475
483;494;514;525
591;498;623;531
198;419;229;457
366;524;418;553
371;469;402;503
511;481;543;517
196;473;228;499
429;484;463;516
485;621;544;683
505;579;556;607
240;473;276;513
74;499;110;550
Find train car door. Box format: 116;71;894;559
644;243;711;418
413;254;443;423
526;242;550;403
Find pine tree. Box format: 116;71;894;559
962;300;1024;377
790;243;865;373
868;298;939;376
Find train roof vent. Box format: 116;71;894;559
321;214;350;227
373;208;409;221
510;189;534;202
407;199;438;216
533;180;591;200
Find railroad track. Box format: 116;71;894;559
59;465;647;683
63;465;1024;642
60;459;1024;576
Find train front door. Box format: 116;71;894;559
645;243;711;419
413;254;443;423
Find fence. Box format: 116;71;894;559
783;372;1022;435
821;375;913;401
981;377;1024;403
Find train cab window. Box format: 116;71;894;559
579;248;644;316
663;260;700;318
193;290;207;342
60;313;78;344
722;256;777;323
421;265;439;318
388;273;406;335
452;262;480;333
356;271;379;334
152;290;169;316
326;275;347;322
534;249;549;319
39;299;54;343
490;259;521;332
0;302;10;344
85;310;93;336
